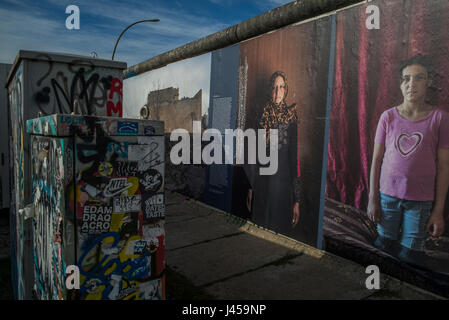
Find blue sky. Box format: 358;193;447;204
0;0;291;67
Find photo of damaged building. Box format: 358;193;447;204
140;87;203;133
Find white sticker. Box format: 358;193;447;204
135;137;164;172
128;144;150;161
143;194;165;220
113;195;141;213
138;279;161;300
124;239;145;255
142;224;164;240
103;178;133;198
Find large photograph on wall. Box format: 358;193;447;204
232;16;333;247
123;54;211;201
325;0;449;288
205;45;240;213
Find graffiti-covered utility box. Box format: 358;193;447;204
26;114;165;300
6;50;126;299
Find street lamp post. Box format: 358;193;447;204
112;19;160;60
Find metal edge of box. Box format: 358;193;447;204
6;50;127;88
27;114;164;137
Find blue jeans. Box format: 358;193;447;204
377;192;433;252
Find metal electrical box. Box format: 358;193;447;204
27;114;165;300
6;50;127;299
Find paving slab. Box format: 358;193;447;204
165;202;212;225
0;226;9;260
204;254;374;299
204;252;442;300
167;232;296;287
165;192;445;300
166;213;244;251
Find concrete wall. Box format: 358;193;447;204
125;16;332;248
123;0;449;286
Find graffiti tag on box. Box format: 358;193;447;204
77;232;164;300
115;161;139;176
128;144;150;161
32;60;123;117
129;141;163;171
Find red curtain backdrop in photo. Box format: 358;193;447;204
326;0;449;216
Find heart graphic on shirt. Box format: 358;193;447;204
396;132;423;157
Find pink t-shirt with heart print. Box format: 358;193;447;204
375;107;449;201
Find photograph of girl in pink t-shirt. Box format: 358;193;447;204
368;56;449;269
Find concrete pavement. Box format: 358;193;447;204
0;193;444;300
165;191;445;300
0;211;9;260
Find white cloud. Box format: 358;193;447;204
0;8;60;62
0;0;228;66
45;0;228;40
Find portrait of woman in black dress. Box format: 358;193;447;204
246;71;302;235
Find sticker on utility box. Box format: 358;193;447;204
81;203;112;234
144;126;156;135
143;193;165;221
117;121;138;135
139;169;163;193
128;144;150;161
103;178;133;197
113;195;141;213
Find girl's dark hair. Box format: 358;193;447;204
399;55;433;79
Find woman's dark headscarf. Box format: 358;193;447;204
259;71;297;142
